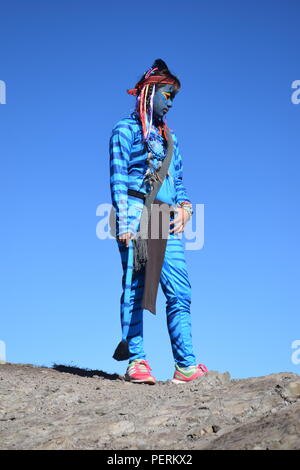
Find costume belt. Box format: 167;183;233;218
127;188;174;218
127;188;146;201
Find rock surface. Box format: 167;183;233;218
0;363;299;450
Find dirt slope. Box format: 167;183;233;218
0;363;299;450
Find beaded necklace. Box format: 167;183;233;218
143;124;169;191
146;126;167;160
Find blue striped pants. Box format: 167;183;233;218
117;201;196;367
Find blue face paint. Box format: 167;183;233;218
153;84;176;121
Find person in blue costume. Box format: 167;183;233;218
109;59;208;384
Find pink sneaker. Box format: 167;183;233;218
125;359;156;385
172;363;208;384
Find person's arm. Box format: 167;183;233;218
109;122;134;238
170;132;192;234
173;133;192;206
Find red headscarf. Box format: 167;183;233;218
127;75;179;96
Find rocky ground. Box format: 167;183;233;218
0;362;300;450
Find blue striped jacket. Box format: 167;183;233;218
109;112;191;236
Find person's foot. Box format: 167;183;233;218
172;363;208;384
124;359;156;385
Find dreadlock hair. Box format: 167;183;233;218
130;59;181;142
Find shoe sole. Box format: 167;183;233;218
171;373;205;384
171;378;191;384
125;376;156;385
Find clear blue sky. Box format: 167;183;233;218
1;0;299;380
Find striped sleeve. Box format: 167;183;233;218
173;133;192;206
109;122;134;236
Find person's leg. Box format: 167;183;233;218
116;196;157;384
160;233;197;367
118;239;156;384
117;239;146;361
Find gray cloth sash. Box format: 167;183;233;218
132;127;174;272
141;198;175;315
